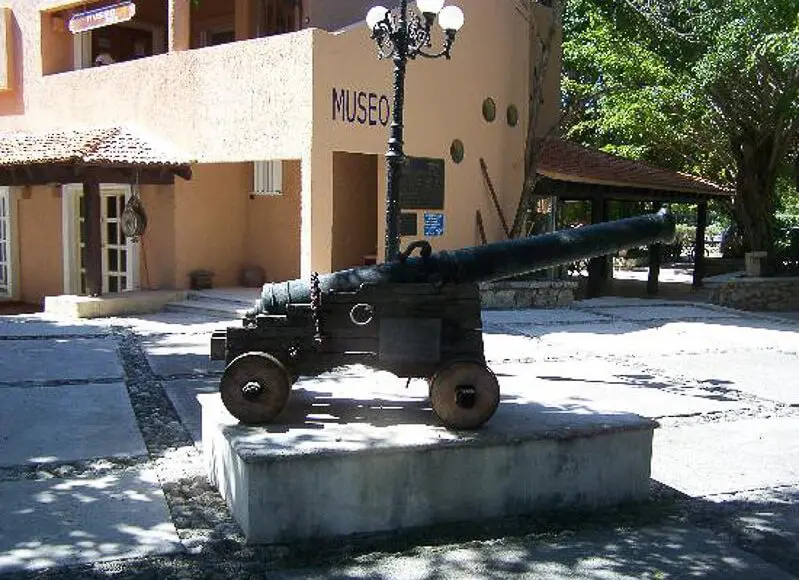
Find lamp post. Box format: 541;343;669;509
366;0;465;262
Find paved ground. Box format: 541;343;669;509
0;295;798;579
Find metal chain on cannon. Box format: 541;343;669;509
309;271;324;345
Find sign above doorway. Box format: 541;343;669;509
68;2;136;34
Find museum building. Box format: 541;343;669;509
0;0;565;307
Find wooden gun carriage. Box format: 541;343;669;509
211;209;675;429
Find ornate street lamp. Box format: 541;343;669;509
366;0;465;262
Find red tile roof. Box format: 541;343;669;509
539;138;730;198
0;126;192;168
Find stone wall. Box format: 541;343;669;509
479;280;578;310
711;277;799;311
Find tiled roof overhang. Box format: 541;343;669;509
538;138;731;203
0;126;193;185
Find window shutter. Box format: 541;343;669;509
253;160;283;196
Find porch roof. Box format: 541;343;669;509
538;138;731;203
0;126;193;185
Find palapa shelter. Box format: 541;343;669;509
536;138;731;296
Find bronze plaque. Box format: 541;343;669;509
399;157;445;210
400;213;418;236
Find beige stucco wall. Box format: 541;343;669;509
244;160;302;282
167;161;301;288
0;1;315;162
0;0;562;298
173;163;250;289
312;0;562;268
139;184;176;290
17;187;62;304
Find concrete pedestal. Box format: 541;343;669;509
201;375;655;544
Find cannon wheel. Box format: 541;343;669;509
220;352;291;424
429;360;500;430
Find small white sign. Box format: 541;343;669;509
69;2;136;34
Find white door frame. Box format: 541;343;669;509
62;184;140;294
0;186;18;300
100;184;140;294
62;184;81;294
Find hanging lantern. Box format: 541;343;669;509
121;180;148;242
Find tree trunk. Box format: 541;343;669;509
733;137;779;259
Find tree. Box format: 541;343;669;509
562;0;799;258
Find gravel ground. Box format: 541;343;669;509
2;309;799;579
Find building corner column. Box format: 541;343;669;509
300;150;333;279
235;0;253;41
168;0;191;52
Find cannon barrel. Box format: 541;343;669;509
249;209;675;316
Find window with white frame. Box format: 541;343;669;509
253;160;283;196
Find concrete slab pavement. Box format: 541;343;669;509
506;317;799;359
0;316;110;338
492;360;748;418
0;383;146;466
642;350;799;405
704;484;799;571
588;304;741;322
139;333;225;377
162;377;222;444
2;296;799;578
482;308;606;326
270;522;794;580
0;339;122;385
652;417;799;497
0;466;182;572
167;358;749;446
105;313;240;337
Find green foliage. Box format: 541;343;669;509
561;0;799;254
562;0;706;174
777;175;799;227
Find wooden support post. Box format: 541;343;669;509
586;197;608;298
168;0;191;52
235;0;254;40
693;202;708;288
83;181;103;297
647;242;662;296
646;202;663;296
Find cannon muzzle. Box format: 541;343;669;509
249;209;675;316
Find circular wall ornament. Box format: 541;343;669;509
507;104;519;127
450;139;465;163
482;98;497;122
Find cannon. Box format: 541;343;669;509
210;209;675;429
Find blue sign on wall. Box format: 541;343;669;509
424;213;445;237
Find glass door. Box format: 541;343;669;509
101;187;135;294
68;184;138;295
